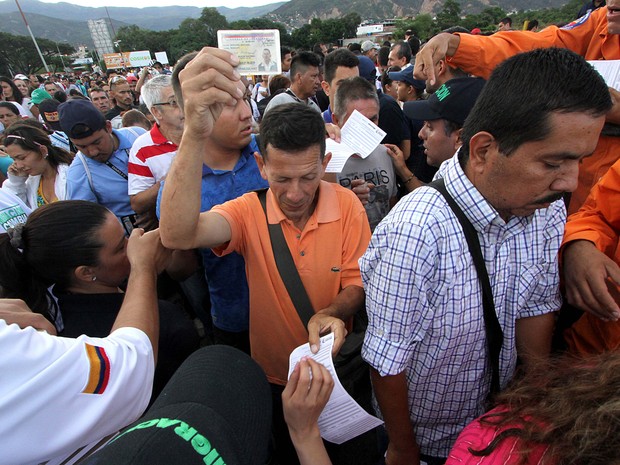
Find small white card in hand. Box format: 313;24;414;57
326;110;387;173
288;333;383;444
217;29;281;76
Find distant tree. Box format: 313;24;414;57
228;17;293;46
436;0;462;30
116;25;173;57
199;7;230;33
0;32;74;75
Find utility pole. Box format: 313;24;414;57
14;0;50;73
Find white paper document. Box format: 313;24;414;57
287;333;383;444
325;110;387;173
589;60;620;90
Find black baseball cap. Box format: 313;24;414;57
38;98;62;131
58;99;107;139
83;346;272;465
403;77;486;125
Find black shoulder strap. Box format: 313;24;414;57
428;178;504;396
256;189;315;328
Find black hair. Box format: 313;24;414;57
5;123;73;168
443;119;462;136
526;19;539;30
0;201;109;315
378;46;390;67
0;76;24;103
259;103;326;160
172;51;198;111
280;46;291;58
500;17;512;26
290;51;322;80
380;65;400;89
0;101;20;116
391;41;412;64
459;48;612;164
323;49;359;85
54;91;67;103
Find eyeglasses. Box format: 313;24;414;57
153;100;179;108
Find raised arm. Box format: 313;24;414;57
159;48;244;250
413;33;461;85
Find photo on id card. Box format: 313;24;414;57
217;29;282;76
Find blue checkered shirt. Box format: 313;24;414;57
360;155;563;457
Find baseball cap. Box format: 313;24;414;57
403;77;486;125
83;346;271;465
357;55;377;82
126;75;138;83
38;98;62;131
14;74;28;80
361;40;380;52
388;67;426;89
471;27;482;35
30;88;52;105
58;99;107;139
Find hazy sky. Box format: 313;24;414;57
38;0;284;9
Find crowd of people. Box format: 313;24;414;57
1;4;620;464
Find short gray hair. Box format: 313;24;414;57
141;74;172;112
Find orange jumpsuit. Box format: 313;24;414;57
561;158;620;354
447;7;620;214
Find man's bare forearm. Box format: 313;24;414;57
159;134;205;250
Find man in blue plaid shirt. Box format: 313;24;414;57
361;48;613;465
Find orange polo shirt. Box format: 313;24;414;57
212;181;371;385
448;9;620;214
562;158;620;354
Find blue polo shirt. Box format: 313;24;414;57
157;135;268;332
66;127;146;218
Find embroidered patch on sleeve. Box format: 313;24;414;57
83;343;110;394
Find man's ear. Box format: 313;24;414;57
254;151;268;181
467;131;497;174
454;128;464;150
321;80;331;96
74;265;95;284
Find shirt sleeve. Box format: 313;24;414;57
66;158;98;203
517;202;564;319
128;146;156;196
1;173;29;206
562;158;620;257
0;322;154;464
450;9;603;79
361;219;437;376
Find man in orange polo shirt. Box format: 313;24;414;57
159;48;372;465
413;5;620;215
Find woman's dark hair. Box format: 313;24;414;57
4;123;73;169
0;101;21;116
53;90;67;103
0;76;24;103
0;201;110;315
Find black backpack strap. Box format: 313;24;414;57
256;188;315;327
428;178;504;396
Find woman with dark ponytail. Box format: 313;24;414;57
0;200;200;396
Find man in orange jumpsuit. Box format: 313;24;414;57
414;5;620;214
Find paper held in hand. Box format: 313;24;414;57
287;333;383;444
217;29;282;76
589;60;620;90
325;110;387;173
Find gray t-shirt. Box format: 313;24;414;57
336;145;397;231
